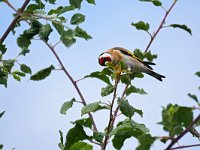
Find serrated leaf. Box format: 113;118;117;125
0;43;7;54
26;4;41;13
30;65;54;81
195;71;200;77
20;64;32;74
110;119;150;149
159;104;193;137
86;0;95;4
69;0;83;9
75;26;92;40
93;132;104;143
188;93;199;104
0;111;5;119
48;6;75;16
101;85;114;97
70;142;93;150
120;74;131;85
73;118;93;129
64;124;89;150
39;24;53;41
139;0;162;6
131;21;150;31
144;51;157;62
60;98;75;115
118;98;143;118
17;20;42;49
81;101;108;116
85;71;111;85
170;24;192;35
18;48;30;56
52;21;64;35
61;30;76;47
70;13;85;25
126;85;147;96
136;134;156;150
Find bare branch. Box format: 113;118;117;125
0;0;31;44
144;0;177;53
165;113;200;150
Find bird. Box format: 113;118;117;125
98;47;165;81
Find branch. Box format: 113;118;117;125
170;144;200;150
43;41;98;133
4;0;18;12
0;0;31;44
144;0;177;53
102;77;120;150
165;113;200;150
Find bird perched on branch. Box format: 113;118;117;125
98;47;165;81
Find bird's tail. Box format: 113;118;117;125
145;70;165;81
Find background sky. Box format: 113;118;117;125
1;0;200;150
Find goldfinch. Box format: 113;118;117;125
98;47;165;81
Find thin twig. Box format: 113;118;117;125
170;144;200;150
165;113;200;150
43;41;98;133
144;0;177;53
0;0;31;44
4;0;18;12
102;77;120;150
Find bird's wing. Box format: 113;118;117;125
112;47;155;70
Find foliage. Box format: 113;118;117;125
0;0;198;150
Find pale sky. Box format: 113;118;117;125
1;0;200;150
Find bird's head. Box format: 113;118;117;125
98;52;113;66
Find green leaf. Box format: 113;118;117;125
64;124;89;150
158;104;193;137
70;142;93;150
18;48;30;56
58;130;64;150
0;71;8;87
93;132;104;143
60;98;75;115
46;0;56;4
188;93;199;104
2;59;15;72
144;51;157;62
139;0;162;6
20;64;32;74
75;26;92;40
26;4;41;13
17;20;42;49
12;70;26;77
110;119;150;149
126;85;147;96
0;43;7;54
61;30;76;47
69;0;83;9
101;85;114;97
30;65;55;81
195;71;200;77
39;24;53;41
73;118;93;129
81;101;108;116
12;73;21;81
52;21;64;35
48;6;75;16
136;134;156;150
85;71;111;85
86;0;95;4
131;21;150;31
70;13;85;25
120;74;131;85
0;111;5;119
0;144;3;149
118;98;143;118
170;24;192;35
